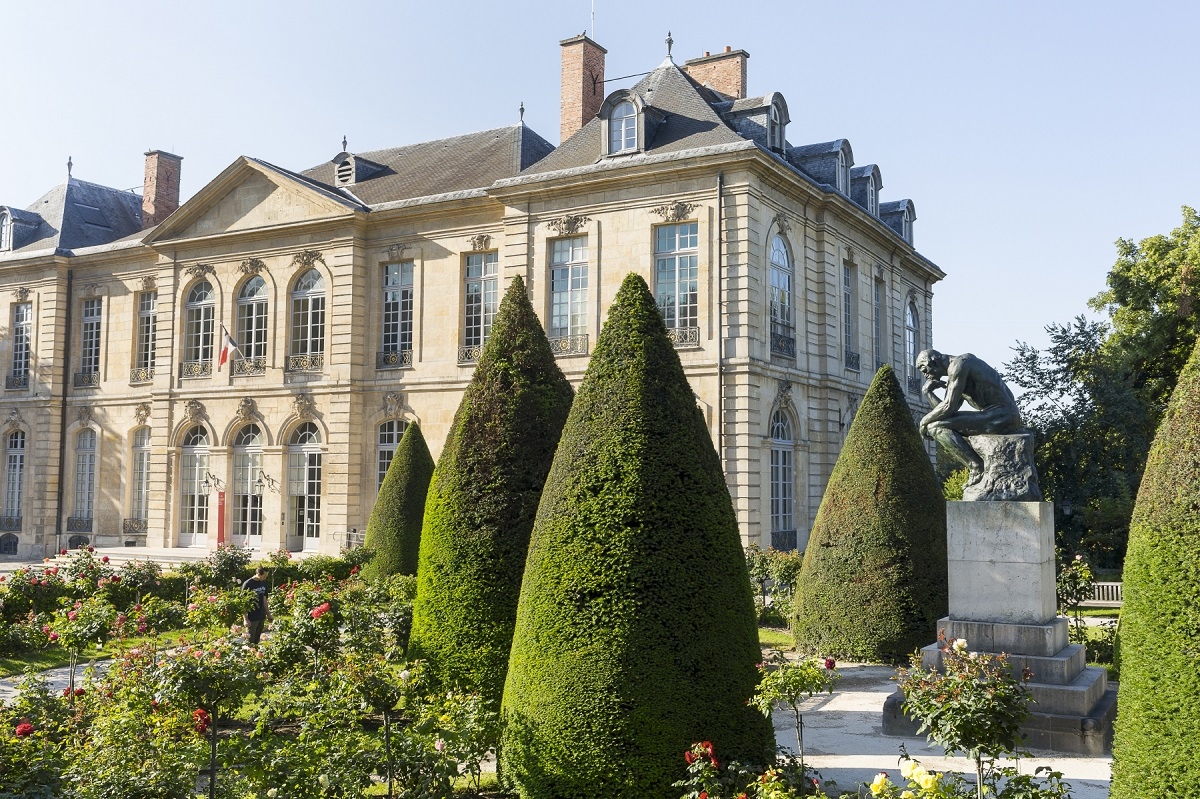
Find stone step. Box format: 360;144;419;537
921;643;1087;686
939;616;1068;657
1028;665;1108;717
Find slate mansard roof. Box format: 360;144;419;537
1;178;143;257
298;125;555;206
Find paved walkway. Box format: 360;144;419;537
3;659;1111;797
781;664;1111;798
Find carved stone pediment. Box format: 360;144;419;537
546;215;591;236
140;275;157;292
184;263;215;280
239;258;266;275
291;250;326;270
651;202;696;223
468;234;491;251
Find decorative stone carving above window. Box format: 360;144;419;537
134;403;151;425
291;250;325;270
293;393;316;421
184;263;215;280
546;215;591;236
77;406;93;427
651;201;697;223
140;275;157;292
5;408;23;431
773;212;791;235
776;379;792;408
80;284;101;298
239;258;266;275
183;399;205;423
12;287;30;302
236;397;258;422
468;234;491;251
383;391;404;418
385;243;410;259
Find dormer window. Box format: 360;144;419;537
768;104;784;151
836;151;849;193
609;101;637;153
902;207;913;242
867;177;877;215
0;212;10;252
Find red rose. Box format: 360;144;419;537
14;722;33;737
60;548;68;555
685;750;695;764
62;688;71;697
824;658;836;670
74;688;85;697
101;556;109;563
350;566;359;574
699;793;707;799
110;576;120;583
87;546;94;553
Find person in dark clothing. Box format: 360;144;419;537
242;566;271;645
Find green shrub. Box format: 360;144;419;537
363;422;435;580
1111;336;1200;797
408;276;573;707
793;365;948;663
499;273;773;799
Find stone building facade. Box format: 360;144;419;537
0;36;943;560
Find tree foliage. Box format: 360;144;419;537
362;422;435;580
499;273;772;799
1110;336;1200;797
408;276;573;709
793;365;947;663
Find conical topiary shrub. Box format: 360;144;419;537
362;422;434;581
793;365;947;663
408;276;573;707
499;273;773;799
1111;336;1200;798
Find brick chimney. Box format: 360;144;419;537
683;46;749;100
142;150;183;229
560;33;606;143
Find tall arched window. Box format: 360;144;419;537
183;281;215;377
129;427;151;529
289;270;325;372
236;277;269;374
4;430;25;525
232;425;264;546
71;429;96;530
769;235;795;357
376;420;409;489
906;300;921;392
0;533;16;555
769;409;796;551
180;426;209;546
609;101;636;153
288;422;322;549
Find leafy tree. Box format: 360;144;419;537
1006;317;1154;565
408;276;573;708
499;273;773;799
793;365;947;663
362;422;435;580
1111;336;1200;798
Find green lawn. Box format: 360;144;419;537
0;626;217;679
758;626;793;650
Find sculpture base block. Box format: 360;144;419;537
963;433;1043;501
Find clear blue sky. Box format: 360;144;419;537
3;0;1197;371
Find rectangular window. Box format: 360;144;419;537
288;451;322;546
74;448;95;519
185;304;214;364
11;303;31;380
81;299;102;375
290;296;326;356
180;451;208;541
377;421;404;489
770;447;794;534
550;237;588;339
131;449;150;522
382;262;415;353
233;451;263;542
237;295;268;359
463;252;499;349
135;292;157;374
843;264;856;357
873;280;884;366
654;223;699;330
5;439;24;518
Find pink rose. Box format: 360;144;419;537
207;596;218;603
48;632;59;642
67;611;78;621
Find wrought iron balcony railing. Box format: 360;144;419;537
66;517;93;533
129;366;154;384
181;360;211;378
286;353;324;372
458;344;484;364
73;371;100;388
845;349;861;371
123;518;148;534
770;332;796;358
232;357;267;376
771;529;798;552
376;349;414;369
666;326;700;348
547;334;588;356
5;374;28;390
0;516;21;531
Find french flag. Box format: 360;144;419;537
218;326;240;372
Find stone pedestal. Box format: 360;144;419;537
883;501;1115;755
962;433;1042;501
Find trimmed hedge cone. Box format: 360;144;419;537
499;273;773;799
407;276;573;708
793;365;948;663
362;422;434;580
1111;337;1200;797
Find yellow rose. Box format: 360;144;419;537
899;760;918;780
870;772;891;796
901;792;916;799
917;771;940;791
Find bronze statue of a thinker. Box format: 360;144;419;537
915;349;1027;489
